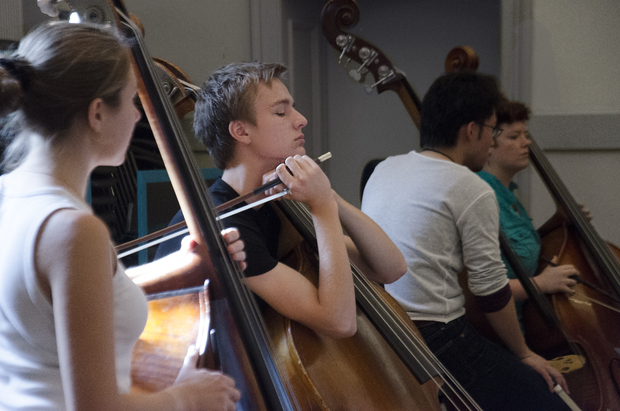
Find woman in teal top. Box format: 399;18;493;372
477;100;579;326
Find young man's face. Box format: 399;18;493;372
245;79;308;166
468;112;498;172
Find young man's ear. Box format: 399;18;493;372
463;121;484;143
456;121;476;146
228;120;251;145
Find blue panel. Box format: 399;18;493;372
135;168;222;264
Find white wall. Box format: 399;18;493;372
531;1;620;115
18;1;255;86
504;0;620;245
19;0;45;35
124;0;253;87
1;0;22;41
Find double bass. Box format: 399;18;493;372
520;139;620;410
66;1;298;409
66;1;480;409
446;53;620;411
267;196;486;410
441;38;620;411
322;1;620;409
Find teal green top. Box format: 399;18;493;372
477;171;541;327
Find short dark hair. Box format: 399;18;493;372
420;70;502;149
496;99;530;125
193;62;287;169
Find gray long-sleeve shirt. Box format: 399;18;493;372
361;151;509;323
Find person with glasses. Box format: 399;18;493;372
477;99;580;331
361;70;570;410
479;122;504;141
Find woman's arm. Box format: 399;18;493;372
37;210;239;411
508;256;578;301
127;228;246;293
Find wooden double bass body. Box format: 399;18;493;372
520;140;620;410
131;285;211;393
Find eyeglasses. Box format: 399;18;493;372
478;123;503;140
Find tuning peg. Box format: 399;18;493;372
349;69;365;83
337;35;354;64
356;48;378;74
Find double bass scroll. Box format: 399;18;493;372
444;46;478;73
322;0;422;128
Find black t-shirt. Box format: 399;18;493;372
154;178;281;278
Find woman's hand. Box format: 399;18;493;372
171;345;241;411
221;228;246;271
535;256;578;295
180;228;246;271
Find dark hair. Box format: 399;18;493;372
420;70;502;148
496;99;530;125
0;21;131;171
0;58;26;118
193;62;287;169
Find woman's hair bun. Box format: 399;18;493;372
0;57;31;117
0;58;32;91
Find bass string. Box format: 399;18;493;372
530;138;620;290
292;200;481;410
348;260;480;410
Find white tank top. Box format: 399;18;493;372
0;175;148;410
